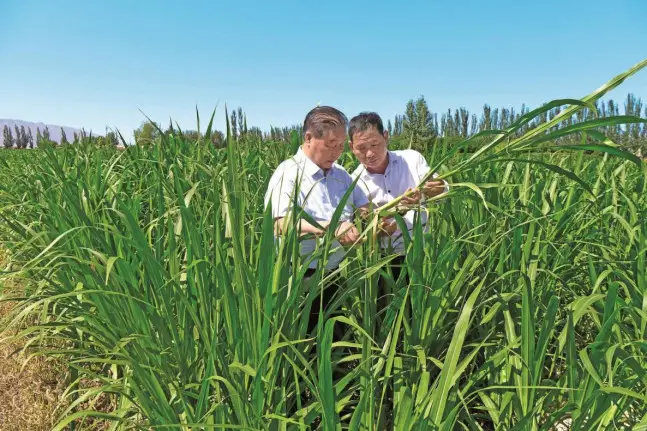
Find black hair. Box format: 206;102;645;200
348;112;384;141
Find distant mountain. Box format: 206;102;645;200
0;119;87;148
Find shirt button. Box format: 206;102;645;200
388;190;391;193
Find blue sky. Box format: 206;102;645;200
1;0;646;140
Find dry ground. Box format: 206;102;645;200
0;248;65;430
0;248;116;430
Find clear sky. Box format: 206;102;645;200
1;0;646;141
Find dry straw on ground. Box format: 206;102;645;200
0;248;64;431
0;248;115;431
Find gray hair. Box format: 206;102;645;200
303;106;348;138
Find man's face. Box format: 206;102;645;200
303;126;346;171
350;127;388;172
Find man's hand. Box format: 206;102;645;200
377;217;398;237
399;180;447;207
421;180;446;199
357;206;371;221
400;187;422;205
335;221;361;246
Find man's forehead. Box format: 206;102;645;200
320;129;346;142
322;126;346;137
353;128;383;142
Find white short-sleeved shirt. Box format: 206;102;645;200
352;149;448;254
264;148;369;269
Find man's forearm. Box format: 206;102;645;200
274;218;329;236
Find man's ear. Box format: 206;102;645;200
383;130;389;141
304;131;312;145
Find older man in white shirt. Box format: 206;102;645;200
264;106;368;335
349;112;448;279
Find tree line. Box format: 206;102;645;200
2;124;120;149
3;124;35;149
3;92;645;154
131;107;271;148
388;93;646;154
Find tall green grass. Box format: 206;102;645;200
0;61;647;430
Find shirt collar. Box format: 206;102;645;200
385;151;397;175
361;151;397;178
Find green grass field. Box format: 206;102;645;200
0;63;646;430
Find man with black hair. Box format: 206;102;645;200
349;111;449;281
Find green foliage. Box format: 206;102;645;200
0;61;646;430
60;127;68;146
230;109;238;139
133;121;161;146
27;127;33;149
36;126;55;149
389;93;647;157
14;125;21;148
2;125;13;148
18;125;27;149
402;95;437;145
1;142;645;430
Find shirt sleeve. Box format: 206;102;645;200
264;168;297;219
414;151;431;182
414;151;449;197
352;179;370;208
336;176;368;222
